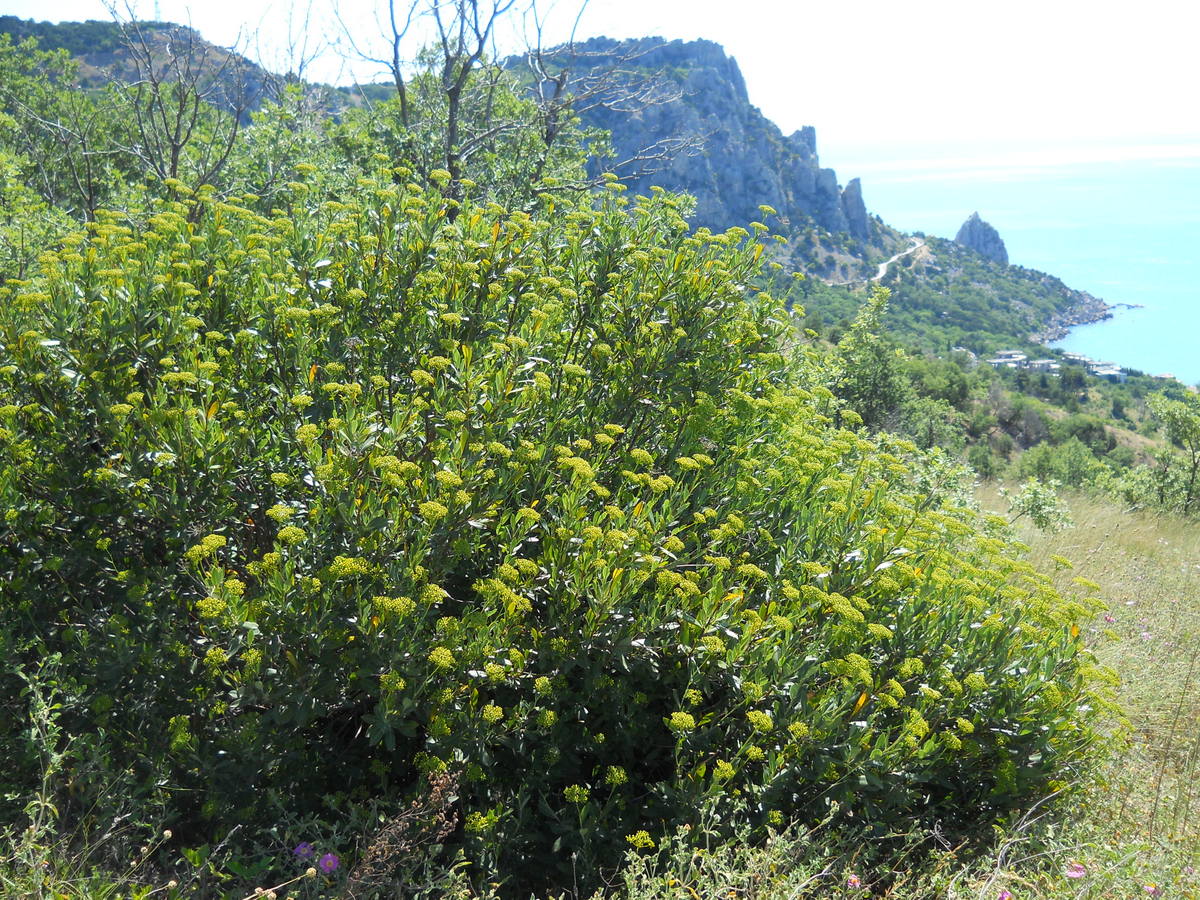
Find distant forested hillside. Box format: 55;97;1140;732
0;16;132;55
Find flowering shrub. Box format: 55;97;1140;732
0;172;1106;893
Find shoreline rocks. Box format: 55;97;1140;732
1029;293;1115;343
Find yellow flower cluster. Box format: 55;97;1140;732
625;830;655;850
277;525;306;545
373;595;415;619
196;596;226;619
668;711;696;732
563;784;589;804
746;710;773;733
185;533;226;564
380;672;406;692
419;500;449;521
328;556;370;578
266;503;294;522
428;647;455;669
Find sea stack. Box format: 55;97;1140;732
955;212;1008;265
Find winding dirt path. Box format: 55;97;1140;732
871;237;924;281
829;236;924;287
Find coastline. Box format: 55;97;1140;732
1029;293;1117;344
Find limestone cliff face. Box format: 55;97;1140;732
840;178;869;241
955;212;1008;265
571;37;868;239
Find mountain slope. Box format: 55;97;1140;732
877;235;1110;349
0;16;264;94
563;36;1109;350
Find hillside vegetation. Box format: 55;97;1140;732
794;236;1110;353
0;7;1193;899
2;17;1114;354
0;165;1106;897
593;489;1200;900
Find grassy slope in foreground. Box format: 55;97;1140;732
986;488;1200;899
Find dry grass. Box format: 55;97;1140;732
974;485;1200;897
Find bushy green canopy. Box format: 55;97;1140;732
0;173;1104;894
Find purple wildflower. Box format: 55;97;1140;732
846;873;861;889
292;842;314;859
318;852;339;874
998;891;1013;900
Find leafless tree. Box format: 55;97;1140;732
252;0;331;110
106;4;260;194
337;0;521;207
519;1;700;184
335;0;701;208
0;37;131;219
2;87;125;219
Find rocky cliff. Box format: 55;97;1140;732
570;37;871;242
955;212;1008;265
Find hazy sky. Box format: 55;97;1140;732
3;0;1198;168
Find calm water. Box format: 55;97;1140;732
830;140;1200;386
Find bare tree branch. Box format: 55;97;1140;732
104;1;257;197
328;0;700;209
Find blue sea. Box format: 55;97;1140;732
829;139;1200;387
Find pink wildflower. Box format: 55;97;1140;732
846;873;861;889
998;891;1013;900
1065;862;1087;879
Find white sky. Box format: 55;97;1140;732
4;0;1199;168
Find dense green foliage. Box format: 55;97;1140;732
883;236;1101;350
0;18;1153;898
810;293;1200;523
1146;393;1200;513
0;16;136;57
0;167;1107;892
0;149;73;283
0;30;238;219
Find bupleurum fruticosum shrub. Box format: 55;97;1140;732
0;170;1107;894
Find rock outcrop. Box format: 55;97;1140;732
565;37;869;240
955;212;1008;265
840;178;869;241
